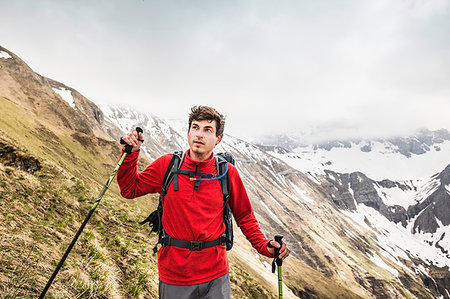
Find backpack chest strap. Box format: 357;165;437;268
174;169;216;190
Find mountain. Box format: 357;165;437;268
258;132;450;297
1;45;450;298
260;131;450;253
409;164;450;235
262;130;450;180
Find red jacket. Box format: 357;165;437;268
117;149;272;285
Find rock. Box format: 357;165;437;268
0;142;41;173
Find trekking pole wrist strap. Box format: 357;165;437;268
269;235;284;273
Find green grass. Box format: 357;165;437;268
230;265;276;299
0;138;160;297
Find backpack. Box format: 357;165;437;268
140;151;235;253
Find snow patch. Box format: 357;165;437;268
348;183;359;208
259;200;286;229
306;172;322;184
369;252;399;277
328;172;337;181
410;218;450;255
262;261;272;272
343;204;450;269
291;183;316;205
52;87;75;109
270;140;450;181
268;193;286;212
0;51;12;59
416;178;440;204
376;180;423;208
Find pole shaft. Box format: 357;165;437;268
274;235;284;299
39;152;128;298
278;265;283;299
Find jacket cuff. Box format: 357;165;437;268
121;150;140;160
261;241;274;258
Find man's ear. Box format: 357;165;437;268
216;134;223;145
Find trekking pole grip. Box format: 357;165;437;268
275;235;283;266
120;127;143;154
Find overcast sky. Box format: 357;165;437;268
2;0;450;142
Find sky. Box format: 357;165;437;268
1;0;450;143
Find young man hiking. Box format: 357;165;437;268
118;106;290;298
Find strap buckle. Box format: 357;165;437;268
190;241;205;251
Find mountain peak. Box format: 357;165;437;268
437;163;450;186
0;45;111;141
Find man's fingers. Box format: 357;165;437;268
279;245;290;260
268;240;290;260
123;135;135;146
122;133;139;146
128;132;139;146
270;240;281;248
120;130;144;153
131;130;144;144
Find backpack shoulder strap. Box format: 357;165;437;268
215;156;229;197
215;152;235;198
216;152;235;165
215;152;235;250
162;151;184;194
139;151;183;226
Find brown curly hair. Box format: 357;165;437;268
188;106;225;137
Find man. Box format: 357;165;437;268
118;106;290;298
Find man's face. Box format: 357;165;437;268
188;120;222;161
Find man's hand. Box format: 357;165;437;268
121;129;144;153
267;240;290;260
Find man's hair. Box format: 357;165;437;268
188;106;225;136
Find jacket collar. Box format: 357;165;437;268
184;149;215;167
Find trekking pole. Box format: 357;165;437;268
274;235;284;299
39;127;143;298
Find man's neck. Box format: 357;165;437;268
189;150;212;162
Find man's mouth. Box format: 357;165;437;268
193;140;204;145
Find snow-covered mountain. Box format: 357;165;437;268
101;104;450;298
260;130;450;250
319;166;449;260
261;129;450;181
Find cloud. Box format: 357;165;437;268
1;0;449;141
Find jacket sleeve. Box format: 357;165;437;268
116;151;171;199
228;165;273;258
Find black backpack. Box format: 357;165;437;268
140;151;235;253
